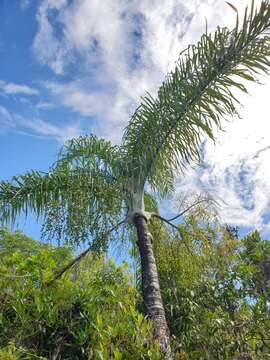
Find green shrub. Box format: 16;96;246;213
0;228;161;359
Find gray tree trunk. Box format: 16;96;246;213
133;213;172;359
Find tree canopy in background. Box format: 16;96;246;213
0;215;269;359
151;212;270;359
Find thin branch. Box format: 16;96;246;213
45;219;126;287
152;213;180;231
167;198;211;222
151;214;193;254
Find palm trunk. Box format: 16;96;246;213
133;213;172;359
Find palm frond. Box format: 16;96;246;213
0;168;123;246
0;135;127;245
123;0;270;194
0;170;69;224
57;135;121;181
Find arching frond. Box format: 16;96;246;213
0;170;70;223
123;1;270;194
40;166;125;246
0;168;124;247
57;135;122;180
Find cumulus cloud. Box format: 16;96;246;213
32;0;244;140
32;0;270;232
0;105;81;143
174;79;270;233
34;0;200;139
0;81;39;96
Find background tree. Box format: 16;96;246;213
147;210;270;359
1;1;270;357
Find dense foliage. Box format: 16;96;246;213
0;228;161;359
1;212;270;359
150;213;270;359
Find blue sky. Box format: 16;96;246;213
1;0;270;242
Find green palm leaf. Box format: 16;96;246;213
123;1;270;195
57;134;122;181
0;136;125;246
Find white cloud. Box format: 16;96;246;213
42;79;129;142
32;0;270;233
174;78;270;234
32;0;245;139
0;81;39;96
33;0;201;141
14;114;82;143
33;0;70;75
0;105;81;143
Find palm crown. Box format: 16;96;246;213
1;1;270;251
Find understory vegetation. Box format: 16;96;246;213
0;211;269;359
0;228;160;359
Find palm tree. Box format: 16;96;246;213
1;1;270;357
